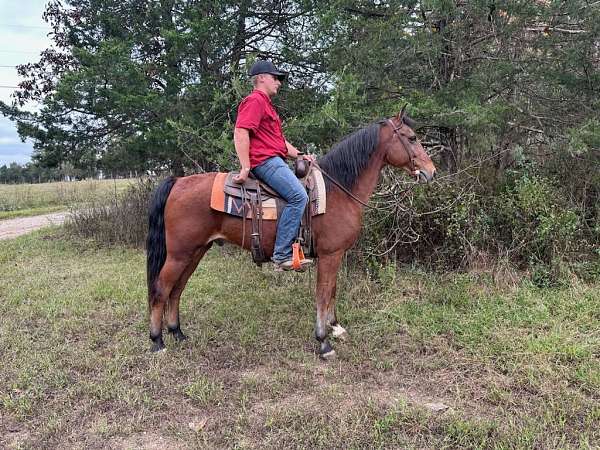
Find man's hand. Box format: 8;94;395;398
299;153;316;163
233;167;251;184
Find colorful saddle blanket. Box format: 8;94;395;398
209;169;326;219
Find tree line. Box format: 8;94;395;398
0;161;136;183
1;0;598;275
0;162;63;184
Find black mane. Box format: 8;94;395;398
318;122;383;191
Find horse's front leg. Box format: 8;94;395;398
326;269;349;342
315;251;344;360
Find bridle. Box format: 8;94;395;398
386;118;417;177
311;118;420;209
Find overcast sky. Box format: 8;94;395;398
0;0;52;166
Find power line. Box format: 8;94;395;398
0;24;51;30
0;50;41;54
0;85;19;89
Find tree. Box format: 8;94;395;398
1;0;598;266
1;0;326;174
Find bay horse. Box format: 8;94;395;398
146;109;436;359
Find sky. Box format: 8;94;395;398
0;0;53;166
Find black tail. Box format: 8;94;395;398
147;177;177;301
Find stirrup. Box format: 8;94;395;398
273;257;313;272
292;243;313;271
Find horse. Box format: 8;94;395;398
146;109;436;359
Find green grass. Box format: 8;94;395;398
0;230;598;448
0;178;135;217
0;205;66;220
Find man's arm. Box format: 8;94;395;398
284;140;300;159
233;127;251;184
285;140;315;162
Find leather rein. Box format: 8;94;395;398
311;118;418;210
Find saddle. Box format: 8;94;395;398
210;160;326;266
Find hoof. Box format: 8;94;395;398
331;324;349;341
150;334;165;352
318;340;336;361
320;349;337;361
168;326;188;342
150;342;166;353
174;332;188;342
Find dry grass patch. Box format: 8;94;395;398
0;230;598;448
0;178;135;216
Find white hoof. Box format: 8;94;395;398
331;324;349;341
320;349;336;361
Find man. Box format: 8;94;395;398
233;60;313;271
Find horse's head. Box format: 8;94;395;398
383;107;436;183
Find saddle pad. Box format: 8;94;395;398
210;170;326;220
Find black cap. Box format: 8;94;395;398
249;60;287;81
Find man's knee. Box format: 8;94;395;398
290;187;308;206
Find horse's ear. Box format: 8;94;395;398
396;103;408;121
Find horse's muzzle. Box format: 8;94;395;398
417;169;435;183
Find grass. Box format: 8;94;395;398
0;230;598;448
0;205;67;220
0;179;135;218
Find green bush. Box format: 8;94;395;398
494;175;580;264
356;169;596;281
58;167;597;286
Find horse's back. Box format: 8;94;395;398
163;173;223;251
170;172;216;196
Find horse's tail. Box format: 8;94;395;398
146;176;177;304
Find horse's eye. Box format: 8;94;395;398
409;136;417;143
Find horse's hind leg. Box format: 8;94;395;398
166;244;211;342
149;257;190;352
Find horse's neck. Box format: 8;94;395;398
351;148;386;204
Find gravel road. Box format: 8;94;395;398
0;212;69;240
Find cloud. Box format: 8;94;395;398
0;31;52;105
0;135;23;145
0;0;52;166
0;137;34;166
0;0;51;26
0;116;33;165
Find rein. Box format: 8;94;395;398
311;119;419;210
311;161;375;209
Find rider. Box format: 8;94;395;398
233;60;314;271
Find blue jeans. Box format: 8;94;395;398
252;156;308;262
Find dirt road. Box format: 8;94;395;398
0;212;69;240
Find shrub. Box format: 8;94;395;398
356;172;489;270
494;175;581;264
355;169;596;280
65;178;156;247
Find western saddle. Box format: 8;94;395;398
223;159;316;266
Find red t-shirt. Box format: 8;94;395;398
235;89;287;168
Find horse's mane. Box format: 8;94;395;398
318;121;383;192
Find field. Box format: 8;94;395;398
0;179;135;219
1;230;599;449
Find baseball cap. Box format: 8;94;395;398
248;60;287;81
